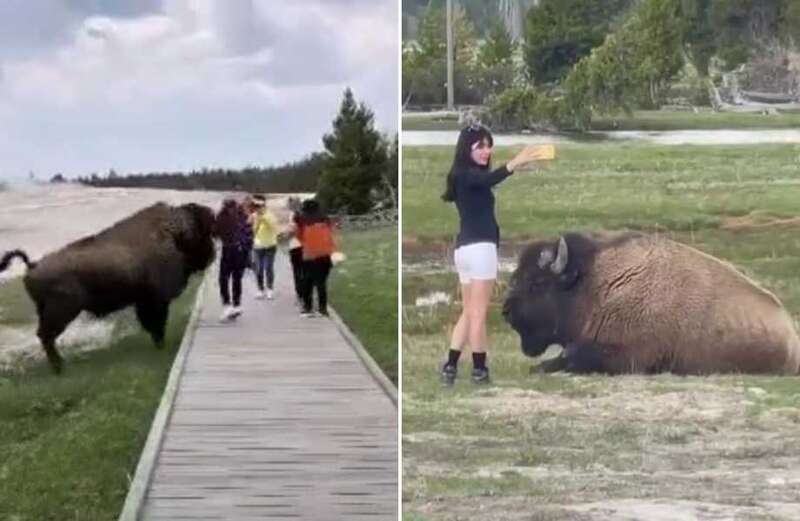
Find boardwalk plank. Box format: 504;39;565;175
140;255;397;520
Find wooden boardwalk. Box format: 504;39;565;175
138;254;397;520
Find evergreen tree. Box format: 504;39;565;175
479;19;516;68
629;0;686;106
682;0;716;76
316;88;389;215
782;0;800;43
403;4;480;105
383;134;399;208
475;18;519;101
559;0;685;127
416;3;477;64
523;0;633;84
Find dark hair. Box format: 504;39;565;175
299;198;328;224
214;199;244;241
301;198;321;215
441;124;494;202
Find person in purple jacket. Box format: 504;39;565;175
440;124;554;385
214;198;252;321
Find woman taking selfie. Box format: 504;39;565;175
441;124;554;385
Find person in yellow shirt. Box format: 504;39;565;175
250;195;279;300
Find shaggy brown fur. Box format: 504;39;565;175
503;232;800;375
0;202;216;373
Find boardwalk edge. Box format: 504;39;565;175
117;270;209;521
329;307;398;407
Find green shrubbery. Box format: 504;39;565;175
405;0;800;132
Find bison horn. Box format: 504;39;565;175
551;236;568;274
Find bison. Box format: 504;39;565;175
502;232;800;375
0;202;215;373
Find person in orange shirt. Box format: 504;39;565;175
285;197;305;306
294;199;336;317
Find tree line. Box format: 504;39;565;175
78;154;326;194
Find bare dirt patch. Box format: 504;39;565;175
413;496;800;521
721;211;800;231
404;375;800;520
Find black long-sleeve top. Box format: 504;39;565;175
453;165;512;247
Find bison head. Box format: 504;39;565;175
171;203;216;272
503;235;583;357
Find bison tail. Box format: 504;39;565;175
0;249;36;273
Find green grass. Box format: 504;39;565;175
402;109;800;131
329;226;398;385
0;275;202;521
402;142;800;518
590;109;800;131
403;143;800;241
402;114;461;131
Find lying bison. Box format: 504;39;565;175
0;202;215;373
502;232;800;374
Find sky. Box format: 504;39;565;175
0;0;399;180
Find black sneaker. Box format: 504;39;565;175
471;367;490;384
441;363;457;386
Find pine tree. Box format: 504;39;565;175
316;88;389;215
523;0;634;84
479;19;516;68
682;0;716;76
403;4;480;105
381;134;399;209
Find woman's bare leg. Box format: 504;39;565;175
449;283;472;351
442;283;473;384
466;278;495;383
467;279;494;353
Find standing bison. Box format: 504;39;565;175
502;232;800;374
0;202;216;373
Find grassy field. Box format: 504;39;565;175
402;143;800;520
0;274;202;521
591;109;800;131
402;113;462;131
329;226;398;385
402;109;800;131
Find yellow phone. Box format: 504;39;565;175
534;143;556;160
514;143;556;171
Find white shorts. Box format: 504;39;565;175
454;242;498;284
